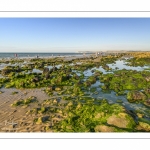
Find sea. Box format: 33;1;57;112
0;53;93;59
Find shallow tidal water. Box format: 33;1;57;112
83;60;150;119
1;58;150;120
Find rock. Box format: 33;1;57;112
95;112;105;119
45;73;50;79
36;116;49;124
84;81;91;87
94;125;115;132
145;88;150;94
144;99;150;107
66;75;71;80
47;86;55;91
136;113;144;118
53;67;58;71
107;113;136;129
43;67;49;75
1;69;11;76
136;122;150;131
49;68;53;74
145;76;150;82
55;87;62;91
0;91;3;94
8;124;16;128
53;99;57;104
32;77;39;82
127;91;147;102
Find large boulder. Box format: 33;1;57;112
107;113;136;129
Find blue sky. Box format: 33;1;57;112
0;18;150;52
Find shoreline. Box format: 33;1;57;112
0;54;94;61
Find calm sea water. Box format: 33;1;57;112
0;53;93;59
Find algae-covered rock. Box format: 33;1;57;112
144;89;150;98
136;113;144;118
107;113;136;129
143;99;150;107
47;86;55;91
36;116;49;124
136;122;150;131
38;107;46;113
11;91;18;95
145;76;150;82
127;91;147;102
1;66;14;76
94;125;115;132
0;91;3;94
55;87;62;91
43;67;49;75
11;100;23;106
11;96;37;106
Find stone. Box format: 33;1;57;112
36;116;49;124
145;76;150;82
107;113;136;129
43;67;49;75
136;122;150;131
127;91;147;102
55;87;62;91
144;99;150;107
94;125;115;132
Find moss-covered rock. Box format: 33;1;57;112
11;96;37;106
94;125;115;132
136;122;150;131
36;116;49;124
127;91;147;102
107;113;136;129
143;99;150;107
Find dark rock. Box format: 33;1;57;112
53;66;58;71
32;77;39;82
43;67;49;75
1;69;12;76
47;86;55;91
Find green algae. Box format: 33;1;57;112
11;96;38;106
126;91;147;103
100;69;150;93
11;91;18;95
52;99;136;132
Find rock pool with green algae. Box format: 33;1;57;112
126;57;150;67
1;55;150;132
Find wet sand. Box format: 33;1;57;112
0;88;51;132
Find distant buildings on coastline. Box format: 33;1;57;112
77;50;141;57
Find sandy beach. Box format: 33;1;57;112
0;88;51;132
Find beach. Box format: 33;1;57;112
0;53;94;132
0;52;150;132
